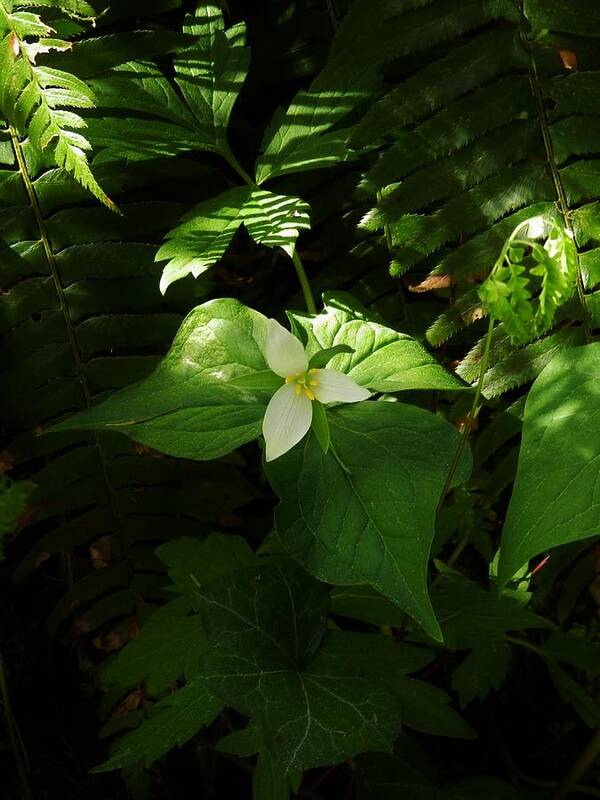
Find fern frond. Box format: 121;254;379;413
0;1;113;207
353;0;600;366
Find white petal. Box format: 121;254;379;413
263;382;313;462
264;318;308;378
312;369;371;404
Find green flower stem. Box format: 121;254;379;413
292;249;317;314
0;656;33;800
553;730;600;800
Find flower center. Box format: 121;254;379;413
285;368;319;401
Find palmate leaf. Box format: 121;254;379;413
350;0;600;369
0;1;113;207
196;559;402;773
156;187;311;294
498;343;600;585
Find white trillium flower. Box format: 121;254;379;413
262;318;370;462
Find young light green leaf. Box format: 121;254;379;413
266;403;473;640
156;187;311;294
498;343;600;585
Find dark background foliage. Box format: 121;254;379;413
1;1;599;798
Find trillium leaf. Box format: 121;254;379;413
196;559;402;772
265;403;473;640
157;186;311;293
52;298;272;460
498;343;600;586
290;292;465;392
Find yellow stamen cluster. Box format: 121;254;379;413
285;368;319;401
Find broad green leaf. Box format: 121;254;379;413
216;722;260;757
310;400;330;454
93;677;222;772
196;559;401;772
0;476;36;558
102;599;206;695
253;750;290;800
156;186;311;293
266;403;473;639
451;641;511;707
52;298;272;460
393;677;475;739
316;632;473;738
291;293;465;392
330;585;407;627
498;343;600;585
430;579;552;649
157;533;256;600
174;3;249;154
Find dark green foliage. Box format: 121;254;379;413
352;0;600;389
2;2;600;800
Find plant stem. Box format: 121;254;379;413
0;656;33;800
291;250;317;314
553;730;600;800
224;149;255;186
519;8;592;342
439;315;495;504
